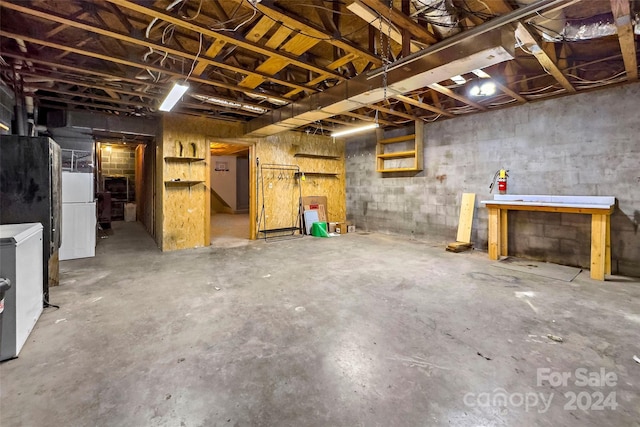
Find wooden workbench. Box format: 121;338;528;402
480;195;616;281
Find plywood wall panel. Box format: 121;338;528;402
160;116;243;251
255;132;346;232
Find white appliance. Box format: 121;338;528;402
0;223;44;361
59;172;96;260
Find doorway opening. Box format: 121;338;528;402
209;141;250;247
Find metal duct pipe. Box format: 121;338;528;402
244;0;573;137
516;0;565;41
246;28;514;136
412;0;460;38
556;13;617;41
14;96;27;136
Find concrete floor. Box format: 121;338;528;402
1;222;639;427
210;213;250;248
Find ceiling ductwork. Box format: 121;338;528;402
411;0;461;39
245;28;514;137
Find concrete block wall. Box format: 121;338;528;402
101;145;136;200
346;81;640;277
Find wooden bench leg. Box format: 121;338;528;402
605;214;611;275
500;209;508;257
488;208;500;260
590;214;607;280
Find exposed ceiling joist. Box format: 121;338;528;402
610;0;638;81
0;2;312;94
358;0;438;45
515;23;576;93
104;0;346;82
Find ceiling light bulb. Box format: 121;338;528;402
469;85;481;96
480;81;496;96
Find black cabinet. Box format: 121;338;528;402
103;176;128;221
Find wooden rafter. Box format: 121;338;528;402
391;94;454;117
104;0;346;81
515;23;576;93
369;104;416;121
0;28;292;102
427;83;487;111
610;0;638;81
358;0;438;45
0;2;312;94
226;0;381;66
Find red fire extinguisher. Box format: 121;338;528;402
490;169;509;194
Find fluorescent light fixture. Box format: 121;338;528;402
192;94;268;114
159;82;188;112
451;75;466;85
0;122;9;131
331;122;379;138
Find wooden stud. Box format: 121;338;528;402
591;214;607;280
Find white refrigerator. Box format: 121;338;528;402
59;172;96;260
0;223;44;361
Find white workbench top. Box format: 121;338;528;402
480;195;615;210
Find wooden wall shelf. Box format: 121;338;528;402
295;172;339;178
164;156;204;162
164;180;204;187
376;120;423;174
294;153;340;160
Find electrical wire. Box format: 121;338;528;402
178;0;203;21
215;7;257;32
185;32;203;81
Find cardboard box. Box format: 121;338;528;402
347;225;356;233
124;203;136;222
335;222;347;234
328;222;337;233
302;196;327;222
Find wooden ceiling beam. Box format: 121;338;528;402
392;94;454;117
209;0;230;22
368;104;416;121
311;0;340;35
44;10;88;38
515;23;576;93
0;2;310;94
34;86;262;116
105;2;134;33
427;83;487;111
37;96;136;113
342;111;395;126
358;0;438;45
15;66;272;112
104;0;345;80
610;0;638;81
0;28;290;101
227;0;381;66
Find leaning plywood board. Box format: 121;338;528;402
447;193;475;252
456;193;476;243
